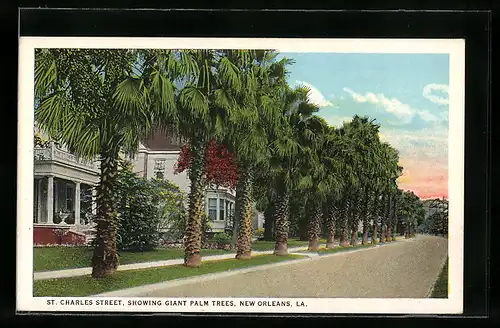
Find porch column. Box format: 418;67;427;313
91;187;97;215
216;197;221;221
74;181;81;225
37;179;42;222
46;175;54;224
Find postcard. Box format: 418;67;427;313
18;37;464;314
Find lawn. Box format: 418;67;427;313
34;247;231;272
430;257;448;298
34;254;305;297
34;238;316;272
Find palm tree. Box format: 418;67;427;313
267;85;321;255
218;50;289;260
176;50;247;266
324;195;341;248
298;117;341;251
399;190;424;238
390;189;402;241
34;49;182;278
338;191;351;247
332;116;376;247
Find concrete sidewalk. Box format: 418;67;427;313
34;246;310;281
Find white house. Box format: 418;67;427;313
33;127;264;246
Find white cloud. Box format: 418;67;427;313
380;127;448;162
321;114;353;127
417;109;440;122
423;83;449;105
295;80;333;108
343;87;414;123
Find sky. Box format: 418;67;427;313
277;53;449;200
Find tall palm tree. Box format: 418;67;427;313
298;118;342;251
398;190;423;238
176;50;246;266
333;116;373;247
324;194;341;248
219;50;289;260
34;49;182;278
268;85;321;255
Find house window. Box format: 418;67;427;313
208;198;217;221
219;198;225;222
153;159;166;180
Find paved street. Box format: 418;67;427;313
139;235;447;298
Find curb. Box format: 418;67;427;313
92;240;408;297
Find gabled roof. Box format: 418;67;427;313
141;130;183;151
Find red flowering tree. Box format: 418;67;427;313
175;140;239;190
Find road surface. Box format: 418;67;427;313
138;235;448;298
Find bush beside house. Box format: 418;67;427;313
85;160;187;252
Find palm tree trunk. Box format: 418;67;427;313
298;215;309;241
326;203;337;248
232;214;239;244
263;202;275;241
235;166;253;260
372;220;378;244
379;194;387;243
91;150;119;278
350;203;359;246
391;196;398;241
385;195;392;242
380;224;386;243
361;187;370;245
184;141;207;267
274;189;290;256
350;191;361;246
340;194;350;247
307;200;322;251
350;229;358;246
371;192;379;244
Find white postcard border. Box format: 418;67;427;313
17;37;465;314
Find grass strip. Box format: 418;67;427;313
34;238;314;272
34;247;231;272
251;238;324;251
34;254;305;297
430;257;448;298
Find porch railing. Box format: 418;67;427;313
34;144;100;171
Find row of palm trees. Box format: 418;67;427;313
34;48;422;279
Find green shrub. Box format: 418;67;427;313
254;227;264;238
213;232;233;246
87;160;186;252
